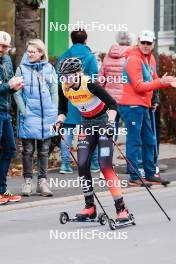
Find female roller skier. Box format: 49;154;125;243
56;57;132;222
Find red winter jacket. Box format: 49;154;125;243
119;47;170;107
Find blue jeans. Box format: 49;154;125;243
60;124;99;165
119;106;156;180
134;110;158;171
0;112;16;193
60;125;75;164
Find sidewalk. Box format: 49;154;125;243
1;142;176;212
113;135;176;165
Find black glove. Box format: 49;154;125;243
104;121;115;138
53;121;63;134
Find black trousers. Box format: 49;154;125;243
77;113;122;204
22;138;51;179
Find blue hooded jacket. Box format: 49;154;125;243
55;44;98;125
14;55;58;139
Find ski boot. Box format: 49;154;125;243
115;197;136;227
76;204;97;220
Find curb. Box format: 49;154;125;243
1;181;176;213
9;156;176;177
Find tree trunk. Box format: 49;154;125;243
14;0;40;66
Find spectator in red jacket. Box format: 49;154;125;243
118;30;175;187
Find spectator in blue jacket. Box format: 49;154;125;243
14;39;58;197
55;29;100;174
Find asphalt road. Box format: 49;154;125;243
0;186;176;264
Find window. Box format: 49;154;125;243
163;0;176;31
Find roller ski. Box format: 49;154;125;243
115;208;136;228
59;194;136;230
59;194;110;227
111;198;136;229
95;193;136;230
59;205;108;226
104;209;136;231
59;205;135;230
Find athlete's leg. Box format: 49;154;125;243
77;128;98;218
98;134;129;220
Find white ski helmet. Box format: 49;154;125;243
0;31;11;46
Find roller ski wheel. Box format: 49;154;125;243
109;219;116;230
129;213;136;225
59;212;69;224
98;213;107;225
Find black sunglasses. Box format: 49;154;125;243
140;41;153;45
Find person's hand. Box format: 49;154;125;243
104;121;115;138
12;82;24;91
160;73;175;85
8;77;24;91
53;121;63;134
8;77;16;89
151;103;158;112
170;78;176;88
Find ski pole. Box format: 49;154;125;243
151;110;159;166
112;139;171;221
